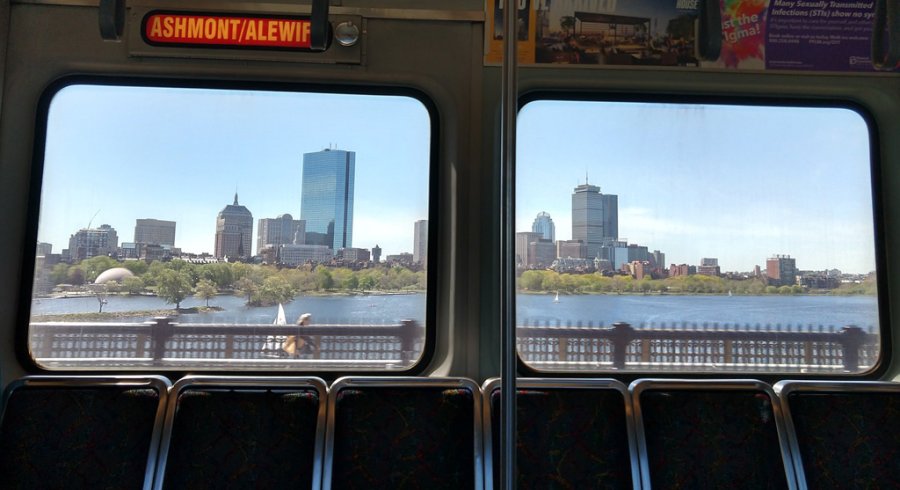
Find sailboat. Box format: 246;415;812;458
553;291;560;303
273;303;287;325
263;303;288;356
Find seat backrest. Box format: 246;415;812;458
631;379;796;490
483;378;640;490
325;377;483;490
0;375;169;490
775;380;900;489
155;376;327;489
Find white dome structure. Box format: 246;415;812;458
94;267;135;284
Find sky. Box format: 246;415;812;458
517;100;877;274
38;85;431;257
37;85;877;274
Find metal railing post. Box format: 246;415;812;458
839;325;865;371
399;319;418;364
610;322;635;369
151;317;174;365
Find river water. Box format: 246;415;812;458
30;293;879;332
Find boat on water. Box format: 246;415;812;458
263;303;288;356
273;303;287;325
553;292;560;303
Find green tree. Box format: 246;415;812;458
359;275;376;291
256;276;295;306
200;263;234;289
194;278;218;307
168;259;199;286
235;276;260;304
67;267;86;286
122;276;145;295
344;274;360;290
121;260;149;276
143;261;168;287
316;268;334;290
49;263;70;285
156;270;193;309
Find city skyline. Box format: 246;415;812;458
517;101;877;274
37;85;431;258
34;86;878;273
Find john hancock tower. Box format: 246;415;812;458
300;148;355;252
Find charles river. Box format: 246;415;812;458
30;293;879;333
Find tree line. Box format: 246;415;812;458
48;256;427;309
517;270;877;296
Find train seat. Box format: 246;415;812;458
482;378;640;490
0;376;170;489
775;380;900;488
154;376;326;489
630;379;797;489
324;377;483;489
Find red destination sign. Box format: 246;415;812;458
143;12;312;49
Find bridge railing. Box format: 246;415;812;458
30;318;878;372
517;321;878;373
29;318;425;369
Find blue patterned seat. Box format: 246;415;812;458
325;377;483;490
631;379;795;490
483;378;639;490
775;381;900;489
0;376;169;489
156;376;326;489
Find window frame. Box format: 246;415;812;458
512;91;891;381
18;75;441;376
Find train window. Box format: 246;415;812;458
28;82;433;371
516;98;881;374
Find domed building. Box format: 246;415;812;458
214;193;253;261
94;267;134;284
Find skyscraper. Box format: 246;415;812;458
413;219;428;265
572;182;618;259
134;218;176;246
214;193;253;260
300;149;355;251
257;214;305;252
532;211;556;241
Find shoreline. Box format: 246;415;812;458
35;289;425;300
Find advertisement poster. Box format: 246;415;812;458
486;0;538;63
765;0;877;71
485;0;893;72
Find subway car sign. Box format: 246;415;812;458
143;12;312;50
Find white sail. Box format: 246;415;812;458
273;303;287;325
554;292;560;303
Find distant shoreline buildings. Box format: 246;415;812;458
514;176;853;287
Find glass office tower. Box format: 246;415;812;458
300;149;355;251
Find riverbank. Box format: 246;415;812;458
37;289;424;300
515;289;876;297
32;306;224;322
